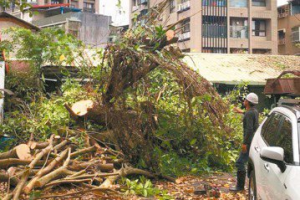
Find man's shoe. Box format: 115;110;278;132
229;186;244;192
230;171;246;192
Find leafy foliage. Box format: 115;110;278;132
120;176;172;199
1;27;84;77
1;14;244;177
0;80;89;143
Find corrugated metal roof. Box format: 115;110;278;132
0;12;40;31
33;12;80;27
183;53;300;85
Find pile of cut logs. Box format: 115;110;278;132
0;134;166;199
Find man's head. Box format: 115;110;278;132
244;93;259;108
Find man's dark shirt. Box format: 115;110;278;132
243;107;259;146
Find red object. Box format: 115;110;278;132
0;32;9;73
264;71;300;96
31;3;70;8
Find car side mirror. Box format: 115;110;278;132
260;147;287;173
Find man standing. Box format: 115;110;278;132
230;93;259;192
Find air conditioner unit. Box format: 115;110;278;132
184;32;190;39
177;4;182;12
185;1;190;9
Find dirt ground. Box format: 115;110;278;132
0;173;247;199
154;173;248;200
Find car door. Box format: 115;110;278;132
261;114;294;200
251;112;281;199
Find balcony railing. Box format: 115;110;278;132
278;38;286;45
178;32;190;41
202;25;227;38
230;26;248;39
177;1;190;12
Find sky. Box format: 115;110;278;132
99;0;130;26
100;0;289;26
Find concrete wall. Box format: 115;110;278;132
78;13;111;47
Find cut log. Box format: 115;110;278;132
0;172;19;186
11;135;55;200
13;168;30;200
53;140;69;151
0;159;45;169
23;148;69;194
0;144;31;160
100;167;155;189
71;100;94;116
70;146;96;158
45;178;92;187
29;142;49;150
35;148;72;188
68;160;114;172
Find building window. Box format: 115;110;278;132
202;48;227;53
170;0;175;13
291;26;300;43
252;19;266;37
202;0;226;7
132;0;138;6
278;30;285;45
253;49;271;54
83;2;94;12
229;0;247;8
202;16;227;38
51;0;62;4
182;19;190;33
252;0;266;7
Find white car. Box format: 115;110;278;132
248;100;300;200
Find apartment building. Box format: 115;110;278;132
130;0;278;54
278;0;300;55
5;0;99;15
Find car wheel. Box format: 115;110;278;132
249;170;257;200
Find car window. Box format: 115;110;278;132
261;112;281;145
275;116;293;164
261;112;294;164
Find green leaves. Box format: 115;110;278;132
121;177;171;198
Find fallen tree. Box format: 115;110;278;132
0;1;241;199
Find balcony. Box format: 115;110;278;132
178;32;190;41
177;1;190;13
278;38;286;45
230;26;248;39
